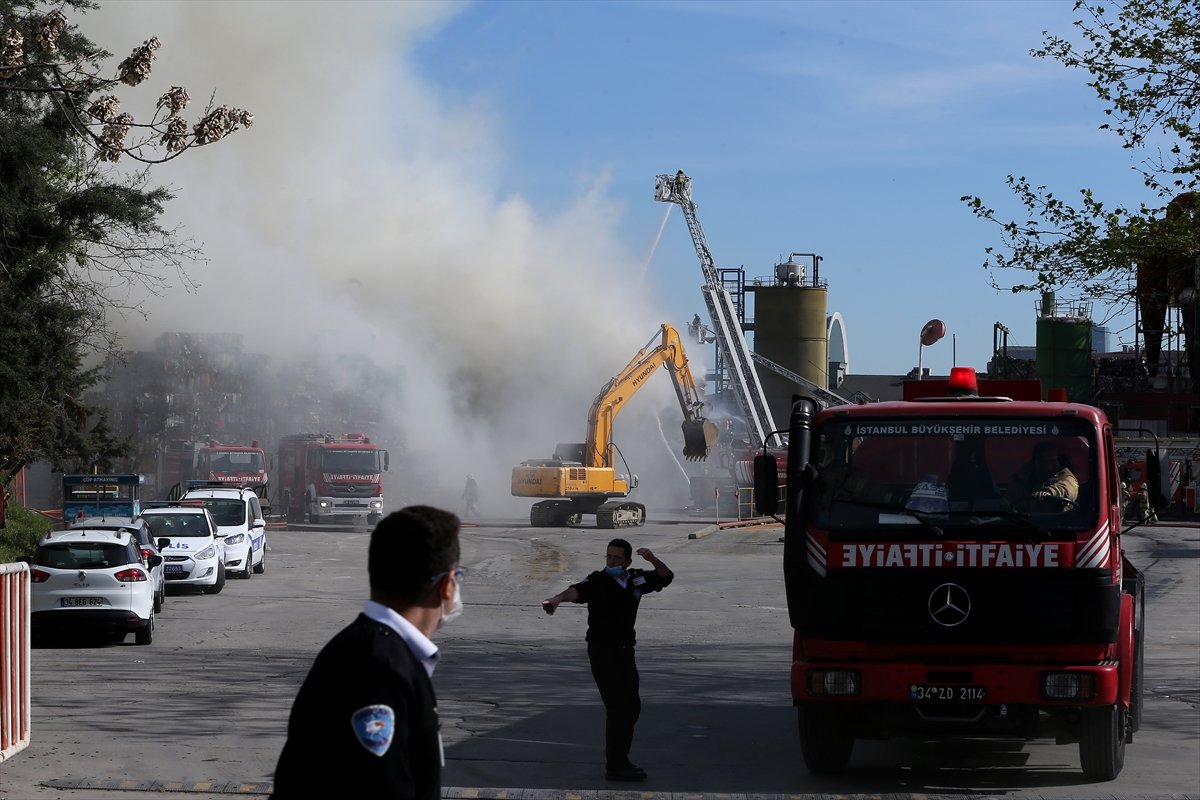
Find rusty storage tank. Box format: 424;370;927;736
1035;291;1093;402
749;254;828;425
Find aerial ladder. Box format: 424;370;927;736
655;171;778;448
749;352;853;408
657;172;855;441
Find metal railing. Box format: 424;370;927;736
733;485;787;522
0;562;31;762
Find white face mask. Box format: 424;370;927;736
438;581;462;630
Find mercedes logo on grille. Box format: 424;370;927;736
928;582;971;627
346;485;357;492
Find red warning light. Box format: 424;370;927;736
948;367;979;396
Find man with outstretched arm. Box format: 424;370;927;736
542;538;674;782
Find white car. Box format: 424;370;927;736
180;484;268;579
69;515;165;613
21;528;160;645
138;504;226;594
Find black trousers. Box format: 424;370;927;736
587;642;641;768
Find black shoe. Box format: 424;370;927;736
605;765;647;782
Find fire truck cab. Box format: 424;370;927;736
754;368;1171;781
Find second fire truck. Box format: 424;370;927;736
275;433;389;526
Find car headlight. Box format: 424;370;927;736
224;533;245;545
196;544;217;560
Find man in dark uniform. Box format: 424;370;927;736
270;506;463;800
542;538;674;782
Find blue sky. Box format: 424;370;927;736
410;0;1149;375
81;0;1158;502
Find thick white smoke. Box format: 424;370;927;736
79;1;701;515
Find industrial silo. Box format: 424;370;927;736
749;254;828;424
1035;292;1093;402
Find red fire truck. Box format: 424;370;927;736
158;438;269;508
754;367;1169;781
195;439;268;488
275;433;389;526
1120;455;1185;504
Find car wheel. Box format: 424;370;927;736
153;584;163;614
203;562;226;595
135;615;154;646
241;548;253;579
253;548;266;575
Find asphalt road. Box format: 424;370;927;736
0;515;1196;800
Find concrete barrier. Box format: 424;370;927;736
0;562;31;762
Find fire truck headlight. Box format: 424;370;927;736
1042;672;1096;700
319;500;331;509
808;669;860;697
370;500;382;509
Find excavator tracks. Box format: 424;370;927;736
530;501;580;528
530;500;645;528
596;502;646;529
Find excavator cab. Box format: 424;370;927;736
681;419;720;461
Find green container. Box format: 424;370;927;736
1036;317;1092;402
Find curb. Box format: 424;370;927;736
688;517;783;540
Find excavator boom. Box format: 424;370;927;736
585;323;718;466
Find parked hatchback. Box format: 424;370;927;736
70;515;165;613
21;528;160;645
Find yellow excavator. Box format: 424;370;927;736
512;322;720;529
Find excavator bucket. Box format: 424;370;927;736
681;419;720;461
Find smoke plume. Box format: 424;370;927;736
79;2;701;515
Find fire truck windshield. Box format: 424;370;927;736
208;452;263;471
321;450;380;473
809;417;1098;535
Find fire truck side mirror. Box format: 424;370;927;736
753;452;779;517
383;451;390;472
1145;450;1171;510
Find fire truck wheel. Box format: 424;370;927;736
797;705;854;773
1078;705;1126;781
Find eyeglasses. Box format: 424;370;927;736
429;567;465;585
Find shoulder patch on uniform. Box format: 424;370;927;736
351;704;395;756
